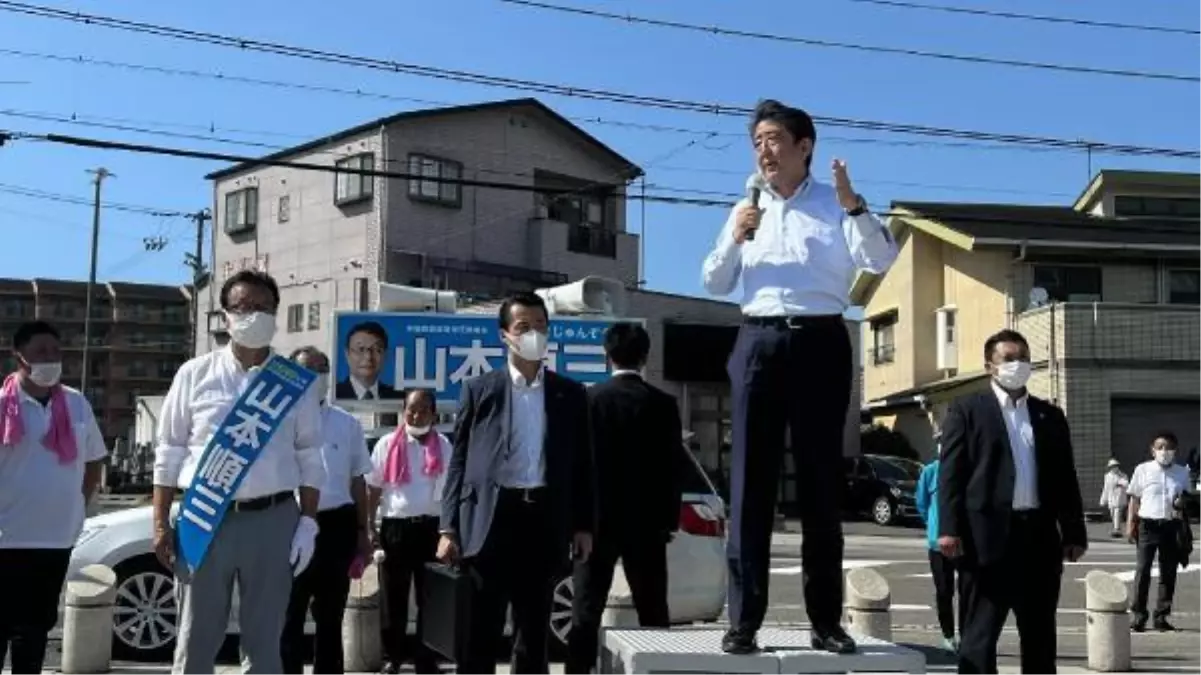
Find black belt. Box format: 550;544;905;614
499;486;547;504
229;490;293;513
1011;508;1044;521
744;314;842;329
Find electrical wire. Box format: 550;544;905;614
498;0;1198;83
0;182;190;218
840;0;1200;36
0;2;1194;158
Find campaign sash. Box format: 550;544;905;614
176;355;316;573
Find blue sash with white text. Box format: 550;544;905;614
176;355;315;573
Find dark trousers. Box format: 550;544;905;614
928;549;964;640
379;515;440;673
1132;518;1181;622
566;528;669;673
725;318;851;634
958;512;1062;674
281;505;359;674
460;488;557;674
0;548;71;674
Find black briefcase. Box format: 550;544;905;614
420;561;478;663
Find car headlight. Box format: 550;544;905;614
75;524;105;547
889;486;902;498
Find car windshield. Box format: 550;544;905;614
868;456;922;481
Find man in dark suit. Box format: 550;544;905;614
437;291;596;674
336;320;402;400
566;322;683;674
938;329;1087;674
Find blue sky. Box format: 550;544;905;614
0;0;1197;302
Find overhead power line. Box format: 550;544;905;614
0;181;190;217
842;0;1200;36
498;0;1198;83
0;3;1194;159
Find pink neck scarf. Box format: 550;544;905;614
383;425;443;485
0;372;78;465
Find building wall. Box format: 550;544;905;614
943;245;1012;373
863;229;916;400
910;231;945;384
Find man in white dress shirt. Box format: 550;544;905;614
281;346;372;674
1126;430;1192;632
152;270;325;674
367;388;447;674
0;321;108;674
701;99;898;655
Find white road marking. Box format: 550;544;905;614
770;559;897;576
1077;567;1200;583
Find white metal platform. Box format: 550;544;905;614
600;627;926;674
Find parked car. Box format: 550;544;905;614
67;435;726;660
842;454;921;526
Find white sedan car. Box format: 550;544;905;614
68;442;727;660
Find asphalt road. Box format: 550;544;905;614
764;519;1200;673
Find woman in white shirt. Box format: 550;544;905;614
1099;458;1128;538
366;389;448;674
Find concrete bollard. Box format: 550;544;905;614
61;564;117;674
601;568;639;628
343;562;383;673
1085;570;1131;672
844;567;892;641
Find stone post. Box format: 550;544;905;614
61;564;117;674
1085;570;1131;672
600;571;639;629
343;562;383;673
844;567;892;641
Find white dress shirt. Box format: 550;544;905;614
992;382;1039;510
365;430;450;518
153;347;326;500
316;403;372;511
349;376;380;401
0;385;108;549
702;177;898;316
1128;460;1191;520
498;362;546;489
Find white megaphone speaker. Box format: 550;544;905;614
535;276;627;317
376;283;458;312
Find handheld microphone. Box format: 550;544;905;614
744;173;765;241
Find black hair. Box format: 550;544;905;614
220;269;280;312
288;345;326;362
345;321;388;348
497;291;549;331
1152;430;1179;448
604;322;650;370
13;320;60;351
404;388;436;411
983;329;1030;362
749;99;817;168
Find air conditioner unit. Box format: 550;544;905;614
535;275;627;317
935;308;958;371
376;283;458;312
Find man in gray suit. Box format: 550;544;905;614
437;291;596;674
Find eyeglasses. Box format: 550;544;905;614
348;346;384;357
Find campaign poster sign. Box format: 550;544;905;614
331;312;636;407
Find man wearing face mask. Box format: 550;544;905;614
701;99;898;655
152;270;325;673
366;388;447;674
280;346;372;674
938;329;1087;674
1125;431;1191;633
437;291;596;674
0;321;108;674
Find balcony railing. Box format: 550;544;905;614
567;223;617;258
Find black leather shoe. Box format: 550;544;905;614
379;662;400;674
1153;618;1177;632
1131;618;1147;633
721;628;759;655
811;626;857;654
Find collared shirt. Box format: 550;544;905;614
1128;460;1191;520
991;381;1039;510
610;369;642;379
702;177;898;316
365;430;450;518
152;347;326;499
315;403;372;511
498;362;546;489
0;385;108;549
349;376;380;401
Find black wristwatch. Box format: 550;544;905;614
846;194;868;217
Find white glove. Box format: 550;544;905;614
372;548;387;564
289;515;320;577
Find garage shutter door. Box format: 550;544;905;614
1110;398;1200;474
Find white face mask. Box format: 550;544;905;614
314;373;330;402
407;424;432;437
226;311;277;349
993;360;1031;390
1155;449;1176;466
27;361;62;388
508;330;548;362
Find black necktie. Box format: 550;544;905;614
363;390;376;400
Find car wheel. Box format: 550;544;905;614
111;555;178;662
549;575;574;649
872;497;895;526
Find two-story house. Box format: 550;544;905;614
196;97;863;510
853;170;1199;497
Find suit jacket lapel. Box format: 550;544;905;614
542;371;561;480
982;391;1017;495
499;368;513;462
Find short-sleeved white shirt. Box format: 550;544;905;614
0;385;108;549
1128;460;1191;521
316;404;372;511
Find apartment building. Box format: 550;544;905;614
0;278;192;444
853;169;1199;497
197;97;863;504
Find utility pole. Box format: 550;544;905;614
184;209;211;357
81;168;113;397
